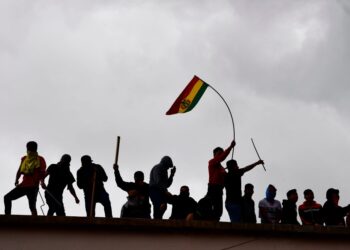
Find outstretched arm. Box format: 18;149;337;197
241;160;264;174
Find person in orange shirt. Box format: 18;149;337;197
4;141;46;215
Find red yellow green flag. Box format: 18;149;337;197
166;75;208;115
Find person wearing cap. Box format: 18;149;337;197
4;141;46;215
281;189;300;225
114;164;151;219
207;140;236;221
322;188;350;226
149;156;176;219
77;155;112;218
41;154;80;216
258;184;282;224
224;158;264;223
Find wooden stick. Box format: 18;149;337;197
251;138;266;171
115;136;121;165
89;167;97;217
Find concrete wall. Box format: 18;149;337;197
1;216;350;250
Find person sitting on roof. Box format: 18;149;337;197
114;164;151;219
167;185;197;221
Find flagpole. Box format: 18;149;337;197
206;83;236;157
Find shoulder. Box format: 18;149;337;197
259;199;267;207
275;200;282;208
39;156;46;162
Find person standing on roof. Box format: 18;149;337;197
4;141;46;215
42;154;80;216
77;155;112;218
224;158;264;223
149;156;176;219
298;189;323;225
207;140;236;221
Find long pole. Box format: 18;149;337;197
251;138;266;171
207;84;236;157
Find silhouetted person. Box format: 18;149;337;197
168;186;197;220
224;159;263;223
114;164;151;219
241;183;257;224
259;184;282;224
346;213;350;227
298;189;323;225
42;154;80;216
4;141;46;215
322;188;350;226
281;189;300;225
207;140;235;221
194;195;216;221
77;155;112;218
149;156;176;219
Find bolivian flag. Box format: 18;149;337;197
166;76;209;115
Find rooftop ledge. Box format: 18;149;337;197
1;215;350;239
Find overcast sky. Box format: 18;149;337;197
1;0;350;221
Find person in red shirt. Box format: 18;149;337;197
207;140;235;221
4;141;46;215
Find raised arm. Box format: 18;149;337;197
166;167;176;188
210;140;236;166
113;164;132;191
241;160;264;174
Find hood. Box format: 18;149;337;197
160;156;173;169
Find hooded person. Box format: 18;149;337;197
258;184;282;224
149;156;176;219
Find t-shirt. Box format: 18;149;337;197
168;195;198;220
225;169;244;202
47;164;75;196
259;198;282;224
19;155;46;188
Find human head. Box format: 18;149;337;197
226;159;238;171
326;188;339;205
26;141;38;152
213;147;223;157
266;184;277;201
244;183;254;198
134;171;144;184
303;189;314;202
81;155;93;166
180;185;190;197
286;189;298;203
60;154;71;166
160;156;173;169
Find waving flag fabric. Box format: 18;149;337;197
166;75;208;115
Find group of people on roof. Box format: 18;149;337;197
3;140;350;227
